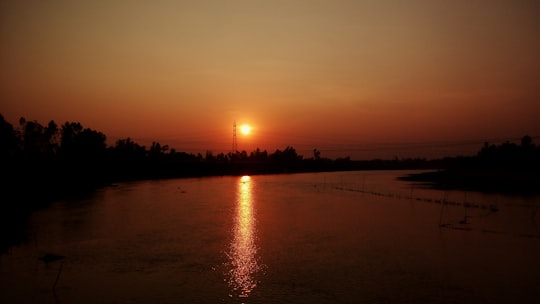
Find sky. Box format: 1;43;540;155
1;0;539;159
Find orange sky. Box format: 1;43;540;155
1;0;539;159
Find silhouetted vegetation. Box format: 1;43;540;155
0;114;421;252
1;113;538;252
3;114;537;201
0;114;434;197
401;135;540;194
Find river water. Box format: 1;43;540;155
1;170;540;303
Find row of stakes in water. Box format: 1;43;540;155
333;186;499;213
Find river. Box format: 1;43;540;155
1;170;539;303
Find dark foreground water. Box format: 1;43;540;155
1;171;540;303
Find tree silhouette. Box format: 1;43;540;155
313;148;321;160
478;135;539;170
59;122;106;160
521;135;533;149
44;120;59;155
270;146;302;162
0;114;19;158
113;137;146;160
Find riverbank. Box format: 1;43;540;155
400;169;540;195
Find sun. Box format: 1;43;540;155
240;124;251;135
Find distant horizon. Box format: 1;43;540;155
83;134;540;160
2;114;537;160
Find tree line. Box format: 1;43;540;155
2;113;538;251
401;135;540;193
0;114;369;201
2;113;538;200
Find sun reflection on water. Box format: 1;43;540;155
227;175;261;298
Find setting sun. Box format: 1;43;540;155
240;125;251;135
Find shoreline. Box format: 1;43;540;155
399;169;540;195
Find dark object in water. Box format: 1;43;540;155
39;253;65;264
459;216;470;225
39;253;65;290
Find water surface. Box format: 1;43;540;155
1;171;539;303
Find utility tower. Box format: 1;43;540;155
232;120;237;153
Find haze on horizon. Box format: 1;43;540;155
1;0;539;159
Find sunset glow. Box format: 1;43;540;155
1;0;538;159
